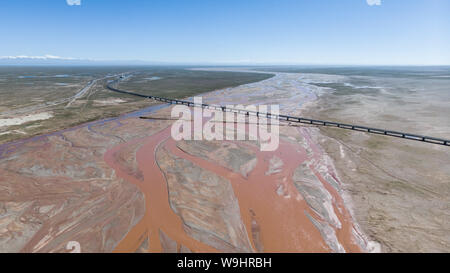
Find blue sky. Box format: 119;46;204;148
1;0;449;65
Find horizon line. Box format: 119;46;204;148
0;61;449;67
1;55;449;67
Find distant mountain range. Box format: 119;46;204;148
0;55;272;66
0;55;158;65
0;55;88;65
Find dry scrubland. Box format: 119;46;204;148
0;67;272;144
287;68;450;252
0;71;374;253
0;66;448;253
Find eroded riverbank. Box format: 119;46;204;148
1;70;378;252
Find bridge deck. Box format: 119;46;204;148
106;82;449;147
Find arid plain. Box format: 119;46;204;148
0;67;448;253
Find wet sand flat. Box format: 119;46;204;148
0;71;379;252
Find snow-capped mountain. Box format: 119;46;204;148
0;55;96;65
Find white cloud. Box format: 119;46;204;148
0;55;77;60
366;0;381;6
66;0;81;6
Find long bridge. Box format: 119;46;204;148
106;81;450;147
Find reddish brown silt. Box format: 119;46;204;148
105;117;363;253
